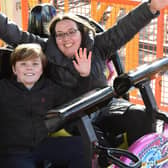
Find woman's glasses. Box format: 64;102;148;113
55;29;79;40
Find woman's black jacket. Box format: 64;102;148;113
0;2;159;92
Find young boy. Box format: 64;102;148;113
0;43;91;168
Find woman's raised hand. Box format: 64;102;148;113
73;48;92;77
150;0;168;13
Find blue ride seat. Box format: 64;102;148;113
0;47;12;79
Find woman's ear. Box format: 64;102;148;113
12;65;16;75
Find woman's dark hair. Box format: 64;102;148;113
49;13;96;51
28;3;57;37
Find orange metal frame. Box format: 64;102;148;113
21;0;29;31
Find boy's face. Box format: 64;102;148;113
12;57;43;89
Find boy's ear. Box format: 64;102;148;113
12;65;16;75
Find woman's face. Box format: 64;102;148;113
55;19;82;58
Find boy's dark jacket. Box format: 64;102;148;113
0;76;90;149
0;2;159;91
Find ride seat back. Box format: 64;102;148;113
0;47;13;79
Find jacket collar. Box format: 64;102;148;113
11;75;46;91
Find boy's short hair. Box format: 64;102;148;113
10;43;47;69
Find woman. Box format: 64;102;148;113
0;0;168;145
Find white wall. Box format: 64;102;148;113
1;0;22;27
